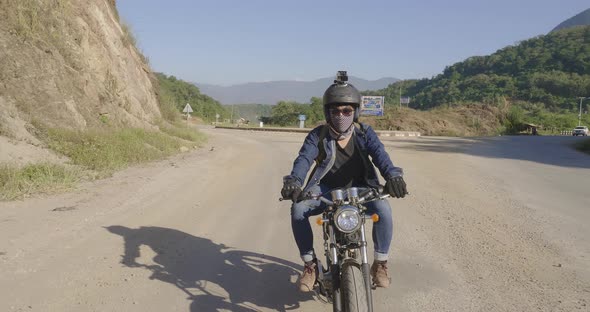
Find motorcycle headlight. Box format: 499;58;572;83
334;206;361;233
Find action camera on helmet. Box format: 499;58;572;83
335;71;349;83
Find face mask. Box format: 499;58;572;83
330;113;354;133
328;114;354;141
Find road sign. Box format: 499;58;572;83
298;114;306;121
360;96;384;116
183;103;193;113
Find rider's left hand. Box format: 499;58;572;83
385;176;408;198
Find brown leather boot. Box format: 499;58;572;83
371;260;390;288
297;260;317;292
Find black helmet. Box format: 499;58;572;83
323;71;361;122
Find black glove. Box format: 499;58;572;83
385;176;408;198
281;176;302;201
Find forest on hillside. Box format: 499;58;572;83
155;73;229;122
361;26;590;133
366;26;590;112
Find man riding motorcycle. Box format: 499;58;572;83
281;72;408;292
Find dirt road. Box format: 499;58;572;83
1;129;589;311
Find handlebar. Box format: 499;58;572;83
279;186;390;206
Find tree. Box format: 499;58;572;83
271;101;299;126
155;73;229;122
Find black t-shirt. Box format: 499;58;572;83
320;136;365;188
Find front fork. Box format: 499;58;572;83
329;224;342;312
360;223;373;312
323;222;373;312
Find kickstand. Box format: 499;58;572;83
314;279;332;304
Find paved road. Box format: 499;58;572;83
0;130;588;311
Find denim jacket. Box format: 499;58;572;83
288;123;403;194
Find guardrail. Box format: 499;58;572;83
560;131;590;136
214;125;421;137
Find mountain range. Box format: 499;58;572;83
194;76;398;105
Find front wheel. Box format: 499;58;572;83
341;263;369;312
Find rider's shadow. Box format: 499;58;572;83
106;225;313;312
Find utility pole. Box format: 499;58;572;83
399;84;401;109
579;97;589;126
230;104;234;123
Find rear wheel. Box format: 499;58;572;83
341;263;368;312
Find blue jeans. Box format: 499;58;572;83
291;185;393;263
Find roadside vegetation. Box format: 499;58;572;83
0;163;80;201
155;73;230;123
255;102;505;136
251;97;589;136
228;103;273;124
0;123;206;200
44;126;205;174
158;122;207;142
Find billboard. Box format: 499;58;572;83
360;96;385;116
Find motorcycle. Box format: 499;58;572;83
285;186;390;312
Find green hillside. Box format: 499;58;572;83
369;26;590;111
155;73;229;122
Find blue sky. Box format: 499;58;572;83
117;0;589;86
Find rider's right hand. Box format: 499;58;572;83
281;176;302;202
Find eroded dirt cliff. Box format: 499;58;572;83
0;0;162;161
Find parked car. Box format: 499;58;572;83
572;126;589;136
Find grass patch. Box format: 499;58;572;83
574;138;590;154
152;78;181;122
44;127;204;174
1;126;206;200
159;122;207;143
5;0;72;39
0;163;80;201
11;0;41;38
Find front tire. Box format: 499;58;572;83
341;263;369;312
